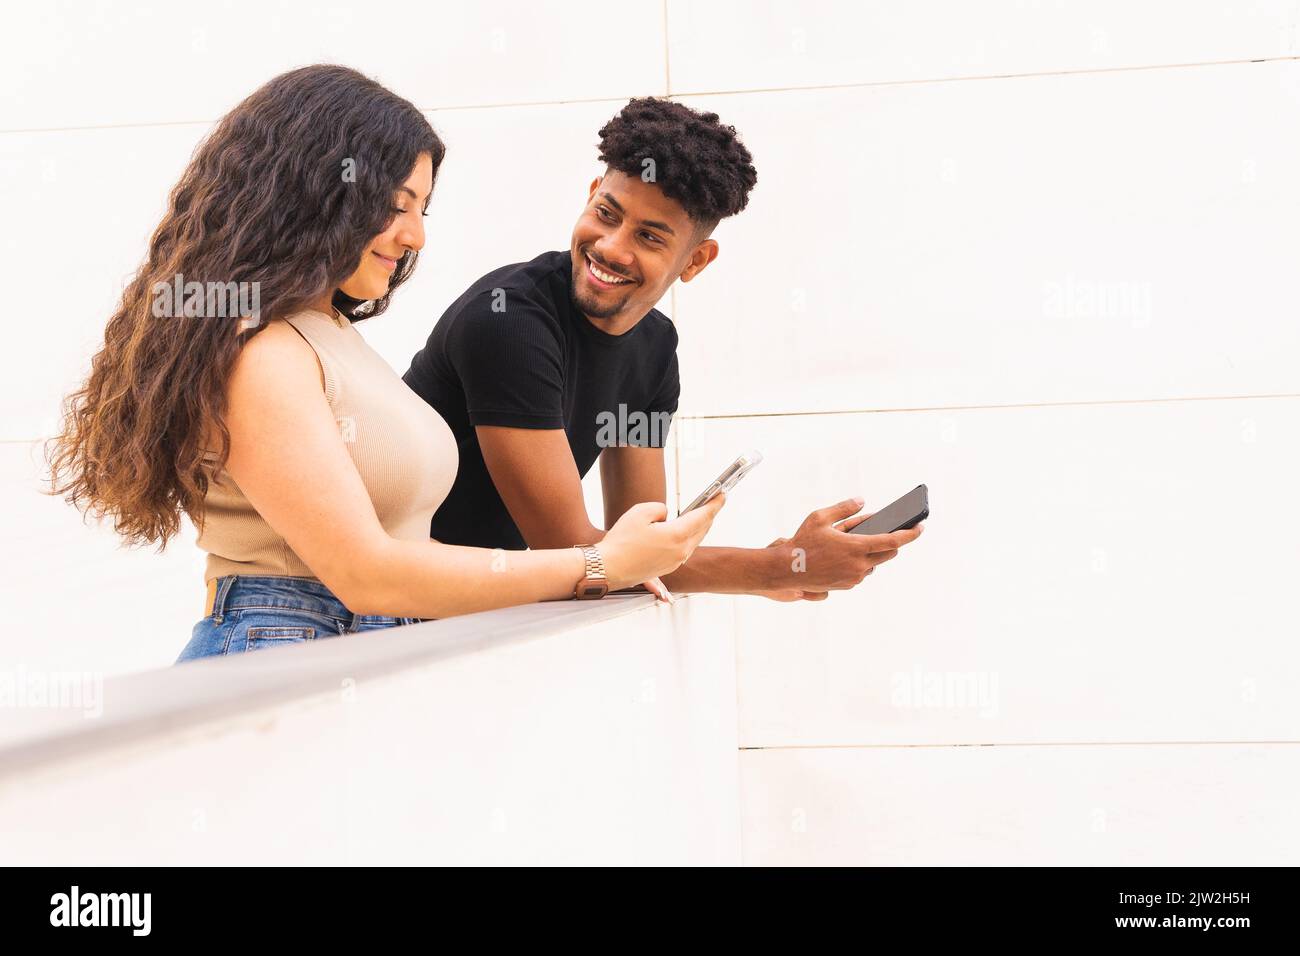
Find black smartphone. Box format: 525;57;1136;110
848;484;929;535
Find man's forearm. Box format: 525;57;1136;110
530;519;789;595
520;519;606;550
660;545;785;594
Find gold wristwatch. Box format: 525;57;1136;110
573;544;609;600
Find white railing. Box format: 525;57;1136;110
0;594;742;865
4;587;1297;865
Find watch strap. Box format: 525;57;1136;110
573;544;609;600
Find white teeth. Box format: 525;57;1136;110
588;257;629;284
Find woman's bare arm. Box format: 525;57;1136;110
220;322;717;618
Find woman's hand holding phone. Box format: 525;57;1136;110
600;494;725;592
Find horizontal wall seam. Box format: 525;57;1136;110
668;53;1300;103
677;392;1300;421
5;54;1295;136
739;740;1300;751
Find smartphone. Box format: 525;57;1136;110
681;450;763;514
848;484;929;535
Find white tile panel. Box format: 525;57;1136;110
0;440;206;677
740;743;1300;865
2;0;666;131
668;0;1298;95
677;398;1300;746
673;61;1300;416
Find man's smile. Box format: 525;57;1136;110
584;251;636;289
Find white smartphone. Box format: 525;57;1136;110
680;450;763;514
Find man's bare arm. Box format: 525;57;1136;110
476;425;604;548
479;431;921;598
474;431;747;590
600;444;922;597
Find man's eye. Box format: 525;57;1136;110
596;205;614;221
641;232;662;244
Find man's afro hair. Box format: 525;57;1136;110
597;97;757;228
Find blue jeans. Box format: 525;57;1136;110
175;575;421;663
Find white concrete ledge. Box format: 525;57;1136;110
0;593;669;780
0;593;743;865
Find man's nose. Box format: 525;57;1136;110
593;227;635;267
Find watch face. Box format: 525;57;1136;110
579;584;607;599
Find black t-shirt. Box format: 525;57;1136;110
402;250;680;550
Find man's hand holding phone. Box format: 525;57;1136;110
758;496;925;601
649;452;927;602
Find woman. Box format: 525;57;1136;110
46;65;721;662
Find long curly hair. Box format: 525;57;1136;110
46;64;444;549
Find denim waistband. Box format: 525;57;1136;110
209;574;356;619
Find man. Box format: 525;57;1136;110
403;97;920;601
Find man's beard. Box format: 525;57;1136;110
570;262;633;320
571;288;630;320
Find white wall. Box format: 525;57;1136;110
665;1;1300;864
3;1;1299;864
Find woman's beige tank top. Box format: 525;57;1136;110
197;308;457;583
